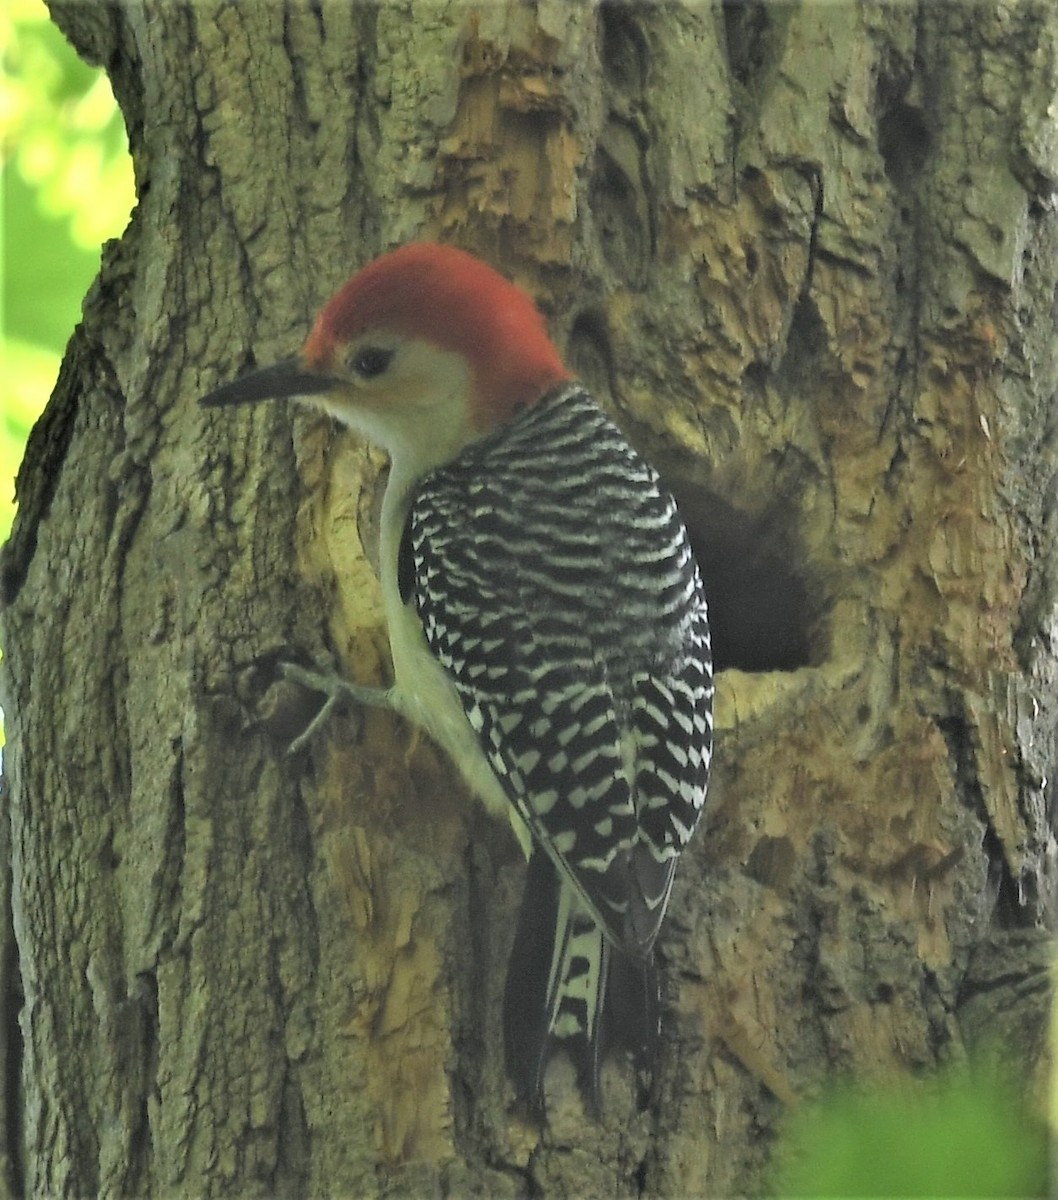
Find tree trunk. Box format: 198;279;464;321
2;1;1054;1195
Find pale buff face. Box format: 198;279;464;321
305;332;482;477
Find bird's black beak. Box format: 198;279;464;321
199;357;344;408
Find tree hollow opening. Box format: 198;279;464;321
668;478;818;673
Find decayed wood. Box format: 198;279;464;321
1;2;1054;1195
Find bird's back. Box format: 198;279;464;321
411;384;713;954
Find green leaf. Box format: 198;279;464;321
774;1063;1048;1198
1;0;134;547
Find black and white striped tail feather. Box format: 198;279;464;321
503;851;660;1118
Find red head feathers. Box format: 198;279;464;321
303;242;571;425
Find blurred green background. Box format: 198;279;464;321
773;1059;1050;1197
2;0;135;545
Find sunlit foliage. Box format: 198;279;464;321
1;0;134;543
773;1058;1049;1197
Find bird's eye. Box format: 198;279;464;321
350;346;394;379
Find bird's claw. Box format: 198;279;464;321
279;661;391;755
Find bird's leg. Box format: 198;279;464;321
279;661;393;755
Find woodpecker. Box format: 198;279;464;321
200;243;713;1115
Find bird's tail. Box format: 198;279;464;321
502;851;659;1117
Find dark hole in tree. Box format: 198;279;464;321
878;100;931;188
666;476;817;673
599;0;647;95
722;0;802;94
567;310;614;405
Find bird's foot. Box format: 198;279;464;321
279;661;391;754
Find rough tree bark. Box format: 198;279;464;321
1;2;1054;1196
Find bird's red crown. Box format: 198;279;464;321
303;242;572;427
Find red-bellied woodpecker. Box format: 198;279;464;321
200;243;713;1116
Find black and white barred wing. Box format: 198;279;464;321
410;386;713;956
413;526;643;942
